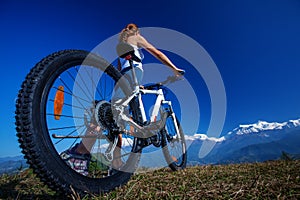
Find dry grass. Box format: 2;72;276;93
0;169;58;199
101;160;300;200
1;160;299;199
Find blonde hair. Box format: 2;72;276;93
119;23;139;42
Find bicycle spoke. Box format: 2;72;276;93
47;113;85;119
48;124;85;131
84;66;101;100
66;70;93;102
99;73;114;100
49;99;88;111
95;70;105;100
74;66;95;100
53;86;91;105
102;75;107;99
54;130;77;145
57;77;92;114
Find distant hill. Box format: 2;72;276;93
0;155;28;175
187;118;300;165
0;155;24;163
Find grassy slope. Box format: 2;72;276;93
0;160;299;199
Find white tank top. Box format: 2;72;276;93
120;44;144;71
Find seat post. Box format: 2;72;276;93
116;42;141;89
129;59;139;88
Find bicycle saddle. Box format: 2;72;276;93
116;42;141;62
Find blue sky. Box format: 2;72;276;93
1;0;300;157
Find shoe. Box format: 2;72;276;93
60;143;91;176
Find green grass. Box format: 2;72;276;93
1;160;299;199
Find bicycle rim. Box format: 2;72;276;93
162;114;187;170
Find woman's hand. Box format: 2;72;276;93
173;68;185;77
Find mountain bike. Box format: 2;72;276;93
15;49;187;195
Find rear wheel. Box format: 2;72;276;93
15;50;141;195
161;113;187;170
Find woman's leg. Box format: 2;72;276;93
75;123;99;154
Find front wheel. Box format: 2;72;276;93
161;113;187;170
15;50;141;195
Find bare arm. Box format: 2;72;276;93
137;35;184;75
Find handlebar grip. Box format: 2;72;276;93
160;73;185;85
178;70;185;76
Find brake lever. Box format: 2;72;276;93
158;72;185;85
168;76;178;83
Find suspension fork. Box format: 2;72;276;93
161;100;180;138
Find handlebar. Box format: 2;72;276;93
143;71;185;90
160;76;181;85
160;70;185;85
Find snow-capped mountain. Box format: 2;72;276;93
187;118;300;165
185;134;225;143
227;119;300;137
186;118;300;143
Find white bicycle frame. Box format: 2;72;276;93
114;64;179;138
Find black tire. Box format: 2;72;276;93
15;50;141;195
161;114;187;170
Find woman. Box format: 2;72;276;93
118;23;184;78
61;23;184;175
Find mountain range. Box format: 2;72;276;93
1;118;300;173
186;118;300;165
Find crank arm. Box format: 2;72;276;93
120;111;168;138
104;136;118;162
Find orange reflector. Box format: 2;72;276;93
171;156;178;162
54;86;64;120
